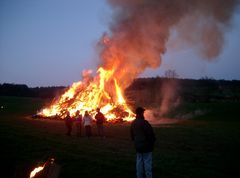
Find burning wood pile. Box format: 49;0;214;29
35;68;135;122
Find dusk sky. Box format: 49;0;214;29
1;0;240;87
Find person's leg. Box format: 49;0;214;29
88;126;91;137
143;152;153;178
78;124;81;136
100;124;104;137
69;125;72;136
97;124;100;136
76;124;79;136
85;126;88;137
98;124;103;137
67;125;71;136
79;124;82;136
136;153;144;178
65;124;68;135
89;126;92;137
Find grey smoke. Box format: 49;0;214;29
98;0;240;88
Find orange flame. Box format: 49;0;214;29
29;158;55;178
38;67;135;121
29;165;44;178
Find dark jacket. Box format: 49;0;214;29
95;112;105;125
65;115;73;126
130;117;156;153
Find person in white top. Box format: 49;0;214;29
82;111;93;137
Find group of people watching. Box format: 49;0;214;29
65;106;156;178
64;108;106;137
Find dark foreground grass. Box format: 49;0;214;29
0;96;240;178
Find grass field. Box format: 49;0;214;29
0;96;240;178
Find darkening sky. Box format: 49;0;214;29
1;0;240;87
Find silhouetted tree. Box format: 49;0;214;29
164;69;179;79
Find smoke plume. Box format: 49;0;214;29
98;0;239;88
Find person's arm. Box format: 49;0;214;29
144;121;156;144
102;113;106;122
99;113;106;123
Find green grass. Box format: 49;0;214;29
166;101;240;121
0;96;240;178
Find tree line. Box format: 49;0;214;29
125;78;240;107
0;83;65;98
1;78;240;103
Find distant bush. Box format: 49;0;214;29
0;83;65;99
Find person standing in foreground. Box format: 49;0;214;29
83;111;93;138
95;108;106;137
75;110;82;137
130;107;156;178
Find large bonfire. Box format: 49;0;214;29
38;66;135;122
37;0;238;122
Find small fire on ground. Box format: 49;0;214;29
30;165;45;178
37;68;135;122
29;158;59;178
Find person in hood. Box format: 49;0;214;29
130;107;156;178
